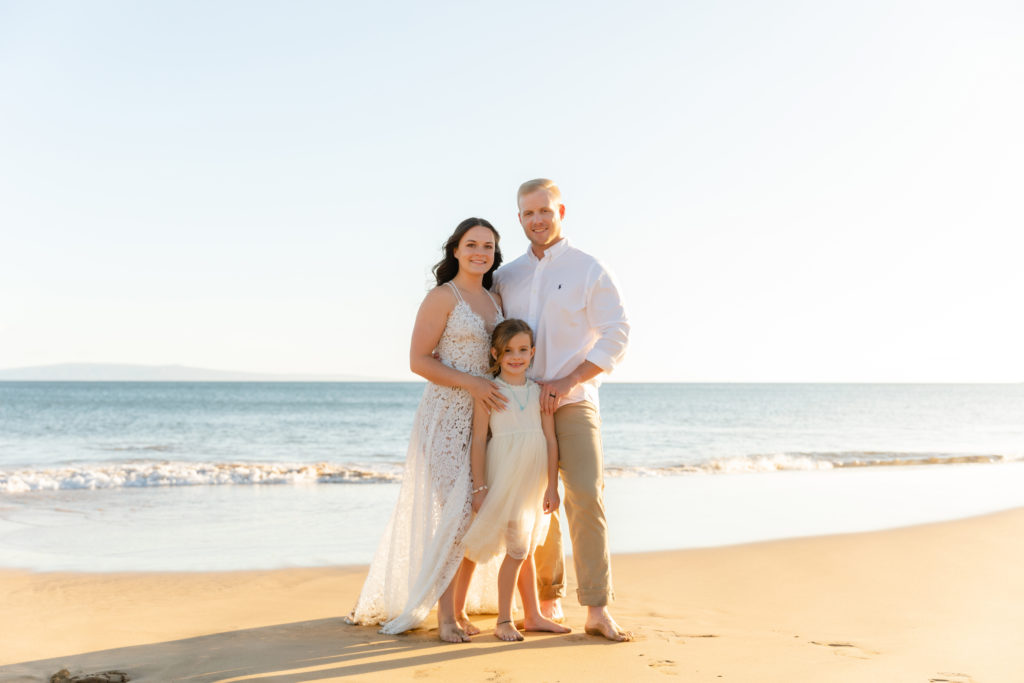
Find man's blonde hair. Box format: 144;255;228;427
517;178;562;205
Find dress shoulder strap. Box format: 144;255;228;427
445;281;465;304
483;288;501;315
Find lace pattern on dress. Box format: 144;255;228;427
345;285;503;632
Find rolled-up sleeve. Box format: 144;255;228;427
584;264;630;372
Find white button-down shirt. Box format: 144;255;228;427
493;238;629;409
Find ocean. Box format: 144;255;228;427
2;382;1023;571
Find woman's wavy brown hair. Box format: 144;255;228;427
432;217;502;289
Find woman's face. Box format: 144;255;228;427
453;225;497;277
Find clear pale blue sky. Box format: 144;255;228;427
2;0;1022;381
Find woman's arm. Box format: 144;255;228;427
470;397;490;512
409;287;507;412
540;409;560;513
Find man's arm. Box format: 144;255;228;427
539;263;629;414
539;360;603;415
583;266;630;372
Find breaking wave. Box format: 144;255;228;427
1;452;1020;493
605;452;1021;477
0;461;402;493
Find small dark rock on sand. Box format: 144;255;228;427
50;668;129;683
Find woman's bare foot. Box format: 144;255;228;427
439;620;470;643
539;598;565;623
584;606;633;642
456;611;481;636
494;619;525;642
523;613;571;633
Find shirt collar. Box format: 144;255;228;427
527;237;570;263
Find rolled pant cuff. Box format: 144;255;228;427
538;583;566;601
576;587;614;607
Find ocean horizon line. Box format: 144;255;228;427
3;379;1022;385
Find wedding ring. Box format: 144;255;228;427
548;393;556;397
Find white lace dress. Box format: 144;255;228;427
346;284;502;633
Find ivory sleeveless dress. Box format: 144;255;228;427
462;379;551;563
346;283;502;633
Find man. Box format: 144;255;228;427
492;178;632;641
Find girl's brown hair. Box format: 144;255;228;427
488;318;534;377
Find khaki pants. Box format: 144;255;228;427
534;401;614;606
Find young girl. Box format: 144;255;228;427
461;319;572;641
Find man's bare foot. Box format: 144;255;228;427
439;620;470;643
522;613;571;633
494;619;525;642
456;611;481;636
539;598;565;623
584;606;633;642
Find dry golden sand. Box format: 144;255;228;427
2;508;1023;682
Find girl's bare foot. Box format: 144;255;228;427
456;612;481;636
439;620;470;643
494;619;525;642
522;613;571;633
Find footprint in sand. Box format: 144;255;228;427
929;674;977;683
808;641;878;660
652;630;719;645
413;666;441;679
648;659;679;676
651;628;683;642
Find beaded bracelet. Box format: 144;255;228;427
472;485;488;494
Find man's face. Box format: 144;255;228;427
518;189;565;255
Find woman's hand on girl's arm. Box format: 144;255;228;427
465;375;508;413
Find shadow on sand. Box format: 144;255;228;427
0;617;612;682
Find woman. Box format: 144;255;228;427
345;218;507;643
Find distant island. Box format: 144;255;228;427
0;363;396;382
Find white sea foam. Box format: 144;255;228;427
0;461;402;493
602;455;831;478
1;453;1019;493
604;452;1019;477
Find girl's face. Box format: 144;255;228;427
453;225;496;277
494;332;534;377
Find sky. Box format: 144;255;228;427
1;0;1022;382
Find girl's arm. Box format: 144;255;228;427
540;408;560;513
470;397;490;512
409;287;507;412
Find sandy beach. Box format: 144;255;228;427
2;507;1022;682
